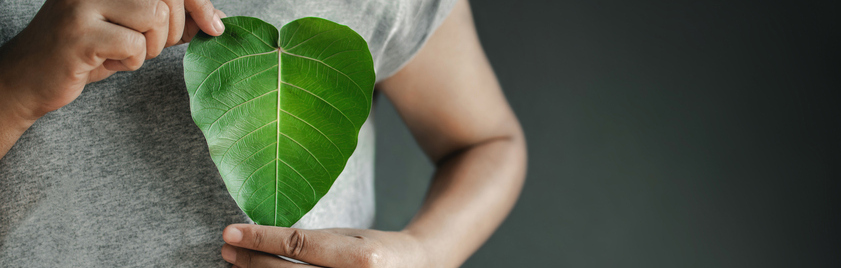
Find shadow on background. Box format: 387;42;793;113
374;0;839;267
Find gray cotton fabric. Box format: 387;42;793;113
0;0;456;266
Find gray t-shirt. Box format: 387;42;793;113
0;0;455;266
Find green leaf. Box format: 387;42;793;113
183;16;375;226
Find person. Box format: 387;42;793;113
0;0;526;266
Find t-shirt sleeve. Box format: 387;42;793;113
372;0;458;82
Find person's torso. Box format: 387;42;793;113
0;0;454;266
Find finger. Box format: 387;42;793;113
91;21;147;71
184;0;224;36
176;9;225;45
101;60;130;72
87;65;117;83
144;1;170;59
222;244;316;268
99;0;163;33
162;0;185;47
223;224;379;268
178;16;200;44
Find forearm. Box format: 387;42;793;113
0;80;37;159
403;133;527;267
376;0;526;265
0;55;39;159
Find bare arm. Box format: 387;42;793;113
378;0;527;265
0;85;36;158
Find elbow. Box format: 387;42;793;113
435;121;528;185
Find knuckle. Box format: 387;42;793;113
199;0;214;13
241;249;255;268
250;227;266;250
284;229;306;258
165;32;183;47
147;48;161;59
127;34;146;54
156;3;170;24
125;58;143;70
134;0;161;29
82;46;99;65
354;243;384;268
128;52;146;70
138;0;158;19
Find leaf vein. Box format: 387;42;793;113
206;82;276;130
212;39;241;56
233;64;279;85
321;49;365;61
192;50;277;101
281;51;369;107
315;38;344;58
238;160;275;203
278;132;332;178
277;157;317;200
226;23;275;48
247;189;276;214
280;109;345;159
187;52;223;65
279;81;357;129
222;141;277;178
282;25;302;48
276;188;303;216
284;29;340;51
218;119;278;166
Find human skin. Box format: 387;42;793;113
0;0;227;158
0;0;526;266
218;0;528;267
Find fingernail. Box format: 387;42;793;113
221;246;236;262
212;14;225;34
224;227;242;243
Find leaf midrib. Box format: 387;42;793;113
188;17;374;226
275;48;281;226
205;47;347;196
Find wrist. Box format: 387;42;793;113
399;228;442;268
0;70;40;129
0;43;45;123
0;88;38;131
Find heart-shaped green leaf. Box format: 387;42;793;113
183;16;374;226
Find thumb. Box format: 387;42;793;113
184;0;225;36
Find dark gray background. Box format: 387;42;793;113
373;0;840;267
